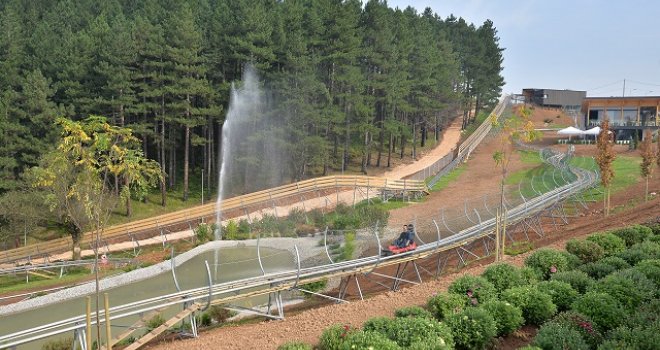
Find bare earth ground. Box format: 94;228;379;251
146;108;660;350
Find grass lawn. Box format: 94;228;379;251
428;164;467;192
570;155;641;200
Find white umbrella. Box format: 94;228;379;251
584;126;601;135
557;126;585;135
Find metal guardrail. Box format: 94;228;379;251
0;140;598;349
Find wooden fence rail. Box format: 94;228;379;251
1;175;426;264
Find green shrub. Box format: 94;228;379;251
300;279;327;297
146;315;165;330
385;317;454;348
633;259;660;286
362;317;394;335
518;347;542;350
536;280;579;311
648;235;660;243
501;286;557;325
612;226;650;247
338;330;400;350
447;275;497;305
277;342;313;350
578;262;616;279
644;223;660;235
548;311;603;349
194;223;215;243
520;266;541;284
560;251;583;270
532;322;589;350
586;232;626;256
571;292;626;332
524;248;569;279
446;307;497;350
616;241;660;265
426;292;467;320
591;269;656;308
207;306;235;323
319;324;355;350
566;239;605;263
597;326;660;350
481;300;524;336
408;337;453;350
394;306;434;320
197;312;212;327
481;263;524;294
550;270;595;294
42;338;74;350
624;298;660;329
597;256;630;270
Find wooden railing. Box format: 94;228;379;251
1;175;426;264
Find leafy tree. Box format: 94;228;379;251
29;116;162;259
596;119;616;216
639;129;655;201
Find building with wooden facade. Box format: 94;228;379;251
582;96;660;139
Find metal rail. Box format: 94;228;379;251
0;144;597;349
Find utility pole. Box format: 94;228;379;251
622;79;626;97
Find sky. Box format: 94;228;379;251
387;0;660;97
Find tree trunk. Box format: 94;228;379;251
160;97;167;207
412;117;417;160
125;177;132;217
361;130;368;174
183;124;190;201
387;132;393;168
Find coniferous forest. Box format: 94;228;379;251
0;0;504;245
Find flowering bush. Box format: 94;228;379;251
481;263;525;294
632;259;660;286
447;275;497;304
566;239;605;263
277;342;313;350
612;226;650;247
550;270;595;294
426;292;467;320
586;232;626;256
446;307;497;350
319;324;355;350
571;292;626;332
532;322;589;350
481;300;524;336
500;286;557;325
394;306;434;320
577;261;616;279
536;280;579;311
524;248;569;279
385;317;454;348
547;311;603;348
337;330;400;350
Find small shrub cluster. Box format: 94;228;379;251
560;251;583;270
578;261;616;279
533;322;589;350
447;275;497;305
446;307;496;350
591;269;655;309
339;330;400;350
426;293;467;320
566;239;605;263
481;263;524;294
394;306;434;320
546;311;603;349
571;292;626;332
524;248;568;279
633;259;660;286
586;232;626;256
536;280;578;311
277;342;313;350
385;317;454;348
501;286;557;325
550;270;595;294
611;226;651;247
481;300;524;336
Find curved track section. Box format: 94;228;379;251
0;140;599;349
